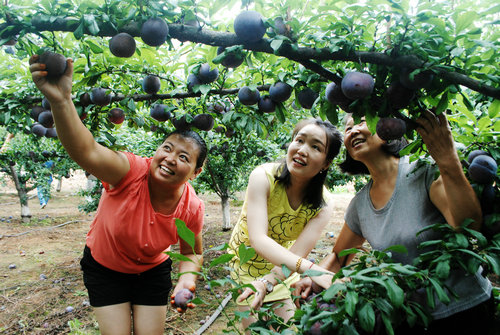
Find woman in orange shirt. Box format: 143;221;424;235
30;55;206;335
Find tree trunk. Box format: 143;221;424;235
9;165;31;223
221;195;232;231
56;177;62;192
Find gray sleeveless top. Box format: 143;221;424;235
345;156;491;319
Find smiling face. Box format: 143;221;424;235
150;134;202;188
286;123;330;180
344;116;385;162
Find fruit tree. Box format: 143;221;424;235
0;0;499;332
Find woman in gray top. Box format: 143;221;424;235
294;110;493;334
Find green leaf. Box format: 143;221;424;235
436;91;449;115
358;302;375;332
383;245;408;254
484;254;500;275
238;243;255;265
270;39;283;52
429;277;450;304
322;282;345;301
209;253;234;267
435;260;450;279
175;218;195;250
489;99;500;119
338;248;361;258
384;279;404;308
380;312;394;335
345;290;358;317
164;251;193;263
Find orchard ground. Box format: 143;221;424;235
0;171;353;334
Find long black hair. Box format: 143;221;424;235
163;129;207;169
338;114;408;175
275;118;342;209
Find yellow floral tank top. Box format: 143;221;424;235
228;162;331;280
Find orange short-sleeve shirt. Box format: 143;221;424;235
85;152;204;274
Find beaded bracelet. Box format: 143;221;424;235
295;257;303;273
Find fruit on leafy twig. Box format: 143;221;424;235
31;124;47;137
192;114;214;131
38;111;54;128
198;63;219;84
399;68;434;90
376;117;406;141
42;97;51;110
341;71;374;100
172;115;191;130
297;88;319;109
325;82;353;111
234;11;266;43
187;73;200;92
141;18;169;47
238;86;260;105
108;108;125;124
90;88;112;106
258;95;276;113
269;82;292;102
79;92;92;107
39;51;67;79
217;46;245;68
469;155;497;185
142;75;161;94
45;127;57;138
467;150;488;164
30;106;44;121
150;104;171;122
109;32;136;58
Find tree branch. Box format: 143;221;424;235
2;18;499;99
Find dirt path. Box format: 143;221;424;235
0;173;353;334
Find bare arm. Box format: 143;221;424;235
416;110;482;230
246;166;332;277
29;55;129;186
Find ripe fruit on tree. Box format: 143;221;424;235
90;88;112;106
341;71;375;100
467;150;488;164
108;108;125;124
30;106;44;121
192;114;214;131
31;124;47;137
376;117;407;141
141;18;169;47
150;104;171;122
468;155;497;185
142;75;161;94
38;51;67;79
217;46;245;68
269;82;292;102
42;97;51;110
325;82;352;111
258;95;276;113
187;73;201;92
386;81;415;109
109;32;136;58
238;86;260;105
79;92;92;107
173;288;194;310
233;11;266;43
297;88;319;109
198;63;219;84
172;115;191;130
45;128;58;139
399;68;434;90
38;111;54;128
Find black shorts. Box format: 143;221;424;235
80;246;172;307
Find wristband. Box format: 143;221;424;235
295;257;303;273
